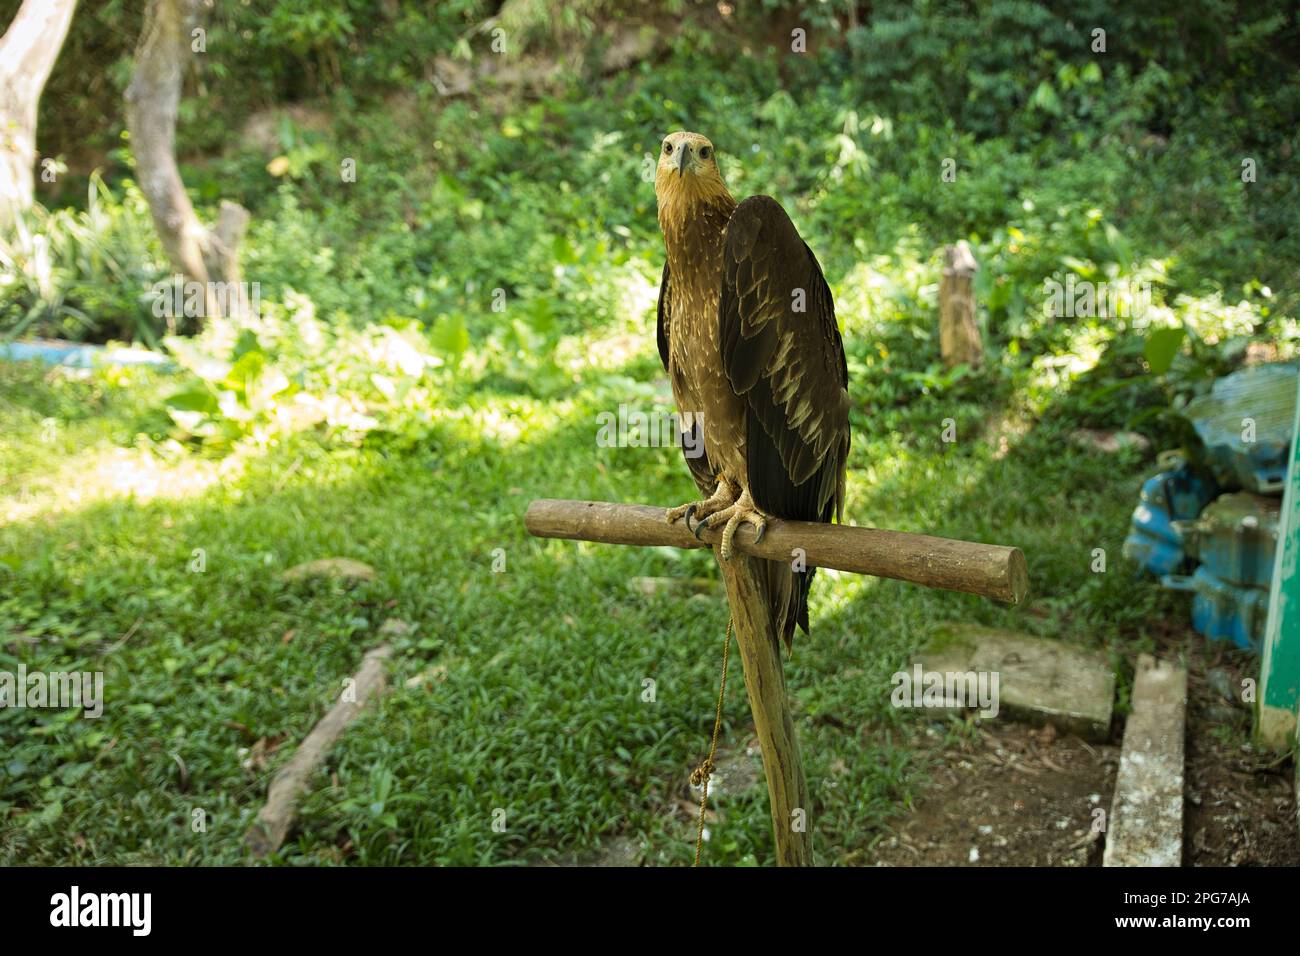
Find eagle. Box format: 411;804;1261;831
654;130;851;649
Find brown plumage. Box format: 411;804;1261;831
654;131;851;648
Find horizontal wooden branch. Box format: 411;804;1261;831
525;499;1028;605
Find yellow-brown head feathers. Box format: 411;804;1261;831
654;131;732;211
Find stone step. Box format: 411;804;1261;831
1103;654;1187;867
906;622;1115;742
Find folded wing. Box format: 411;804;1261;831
720;195;849;527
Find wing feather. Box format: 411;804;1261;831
656;262;671;372
720;195;850;522
720;196;851;640
658;260;716;495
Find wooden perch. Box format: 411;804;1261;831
245;643;392;857
718;554;811;865
525;499;1027;605
526;497;1030;866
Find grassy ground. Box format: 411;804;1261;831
0;336;1168;865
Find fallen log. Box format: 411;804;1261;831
245;643;392;857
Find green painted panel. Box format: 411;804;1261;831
1260;370;1300;716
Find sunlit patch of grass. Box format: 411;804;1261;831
1;442;229;523
1027;322;1111;397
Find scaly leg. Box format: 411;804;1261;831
666;474;735;532
697;487;769;559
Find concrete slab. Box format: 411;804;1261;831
1103;654;1187;867
910;622;1115;742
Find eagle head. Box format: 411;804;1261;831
655;131;730;210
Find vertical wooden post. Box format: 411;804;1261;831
940;241;982;369
716;552;813;866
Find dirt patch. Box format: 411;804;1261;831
1180;640;1300;866
867;721;1118;866
866;627;1298;867
539;629;1298;867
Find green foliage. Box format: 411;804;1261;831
155;298;462;452
1143;327;1186;376
0;177;166;344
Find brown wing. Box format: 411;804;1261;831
657;261;715;495
720;195;849;524
720;196;850;639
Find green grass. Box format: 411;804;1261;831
0;341;1169;865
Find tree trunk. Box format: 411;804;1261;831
125;0;248;324
0;0;79;230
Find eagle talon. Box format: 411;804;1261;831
666;478;736;533
699;490;770;560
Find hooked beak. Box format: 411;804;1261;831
675;143;689;178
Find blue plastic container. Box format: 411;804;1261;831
1181;363;1296;495
1162;567;1269;651
1181;492;1279;589
0;339;172;370
1123;461;1218;576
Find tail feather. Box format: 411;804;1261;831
761;559;815;652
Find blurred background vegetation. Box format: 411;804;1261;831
4;0;1297;422
0;1;1297;865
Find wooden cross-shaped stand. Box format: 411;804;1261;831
525;499;1029;866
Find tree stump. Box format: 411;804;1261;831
939;241;982;369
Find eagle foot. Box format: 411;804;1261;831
666;476;735;532
698;489;769;560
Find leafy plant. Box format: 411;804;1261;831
0;176;165;344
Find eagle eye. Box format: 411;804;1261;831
699;146;712;159
663;142;673;155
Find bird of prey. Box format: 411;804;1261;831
654;130;850;648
